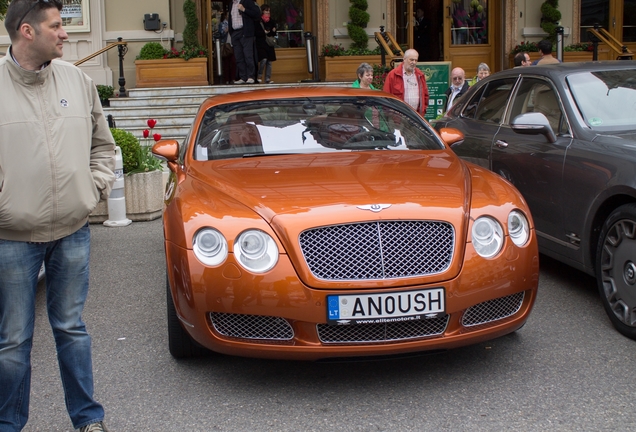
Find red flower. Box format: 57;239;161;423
143;129;150;138
147;119;157;129
153;133;162;142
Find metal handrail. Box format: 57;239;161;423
73;37;129;97
74;39;127;66
374;26;402;67
587;27;633;60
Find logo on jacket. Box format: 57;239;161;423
357;204;391;213
60;99;69;108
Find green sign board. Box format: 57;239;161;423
416;62;451;121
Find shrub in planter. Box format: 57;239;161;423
137;42;166;60
540;0;561;43
110;128;141;173
96;85;114;106
372;64;391;89
0;0;8;20
347;0;370;50
510;41;540;54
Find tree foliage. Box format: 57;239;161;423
183;0;199;49
347;0;369;50
540;0;561;43
0;0;10;21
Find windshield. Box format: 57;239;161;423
193;97;444;160
567;69;636;131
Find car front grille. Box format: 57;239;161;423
316;315;449;343
461;292;525;327
299;221;454;280
210;312;294;341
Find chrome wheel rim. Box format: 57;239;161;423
600;219;636;327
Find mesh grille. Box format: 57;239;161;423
210;312;294;341
299;221;454;280
461;292;525;327
316;315;449;343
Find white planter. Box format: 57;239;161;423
89;170;163;223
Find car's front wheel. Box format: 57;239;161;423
596;204;636;340
167;276;209;358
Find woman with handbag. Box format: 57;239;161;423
218;12;236;84
255;4;277;84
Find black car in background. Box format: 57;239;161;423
434;61;636;340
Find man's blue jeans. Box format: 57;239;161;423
0;223;104;431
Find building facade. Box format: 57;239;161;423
1;0;633;87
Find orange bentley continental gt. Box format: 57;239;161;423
152;87;539;361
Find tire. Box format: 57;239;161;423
596;203;636;340
166;276;209;359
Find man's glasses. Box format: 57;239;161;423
16;0;61;31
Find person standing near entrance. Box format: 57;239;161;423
229;0;261;84
445;67;470;112
256;4;277;84
532;39;561;65
352;62;377;89
514;52;532;67
0;1;115;431
413;8;429;61
383;49;430;117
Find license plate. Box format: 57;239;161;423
327;288;445;325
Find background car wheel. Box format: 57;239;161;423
596;204;636;340
167;276;209;359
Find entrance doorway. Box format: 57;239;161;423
580;0;636;43
394;0;498;74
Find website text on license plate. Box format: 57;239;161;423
327;288;445;325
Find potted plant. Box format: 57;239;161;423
320;44;394;82
508;40;611;67
540;0;561;43
90;120;164;222
96;84;114;107
347;0;370;50
0;0;8;19
134;0;208;88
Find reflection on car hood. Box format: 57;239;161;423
189;150;469;223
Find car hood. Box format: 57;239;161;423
187;150;471;286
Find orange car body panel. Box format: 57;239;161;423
157;87;540;360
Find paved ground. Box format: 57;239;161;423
23;218;636;431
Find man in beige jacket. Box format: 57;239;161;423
0;1;115;431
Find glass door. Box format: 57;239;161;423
581;0;636;43
396;1;444;61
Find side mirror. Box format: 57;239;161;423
510;112;557;143
438;127;465;148
152;139;179;163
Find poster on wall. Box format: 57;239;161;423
61;0;89;33
416;62;451;122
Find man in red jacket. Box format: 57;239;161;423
383;49;430;117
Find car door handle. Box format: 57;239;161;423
495;140;508;148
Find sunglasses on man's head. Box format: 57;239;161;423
16;0;62;31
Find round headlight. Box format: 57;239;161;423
193;228;228;266
235;230;278;273
472;216;504;258
508;210;530;247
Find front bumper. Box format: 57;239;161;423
165;236;539;361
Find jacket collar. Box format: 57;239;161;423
6;46;52;86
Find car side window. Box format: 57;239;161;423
508;78;567;135
473;79;516;124
460;86;485;119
